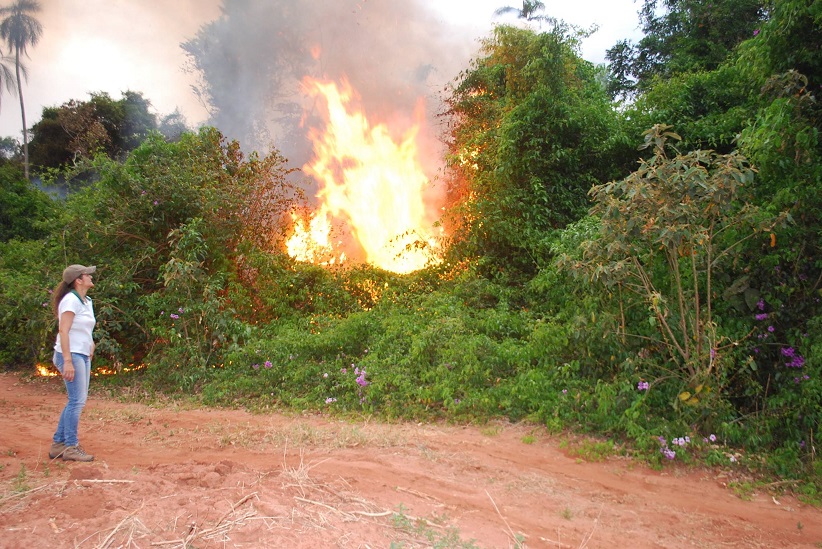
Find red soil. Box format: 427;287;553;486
1;372;820;548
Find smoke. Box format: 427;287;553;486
182;0;477;175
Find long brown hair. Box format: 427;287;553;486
51;280;75;320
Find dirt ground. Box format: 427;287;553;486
0;372;820;549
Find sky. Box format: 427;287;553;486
0;0;642;140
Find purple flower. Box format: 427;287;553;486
709;434;717;442
781;347;795;357
787;355;805;368
252;363;260;370
264;360;272;369
323;372;328;378
637;381;650;391
341;368;347;374
755;313;768;321
658;436;667;445
153;200;159;205
562;389;567;394
662;448;676;460
757;298;765;311
753;29;760;36
170;313;179;320
767;326;775;332
356;369;369;387
178;307;184;314
325;397;337;404
710;348;716;359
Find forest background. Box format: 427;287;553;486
0;0;820;494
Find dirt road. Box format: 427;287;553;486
0;372;820;548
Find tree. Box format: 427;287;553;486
0;53;17;112
443;25;632;275
158;110;190;143
28;91;157;171
0;163;54;241
563;125;782;383
0;0;42;181
606;0;765;99
493;1;554;24
0;135;18;160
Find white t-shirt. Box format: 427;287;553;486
54;292;96;356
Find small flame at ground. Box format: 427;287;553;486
286;77;440;274
36;363;59;377
35;362;148;377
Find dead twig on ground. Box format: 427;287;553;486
151;492;258;547
0;483;50;505
93;505;146;549
577;507;602;549
486;489;524;547
76;479;136;485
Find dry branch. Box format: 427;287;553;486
151;492;258;547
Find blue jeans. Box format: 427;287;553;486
53;351;91;447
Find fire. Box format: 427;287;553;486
36;363;59;377
286;77;440;274
34;362;148;377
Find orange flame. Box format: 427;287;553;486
36;363;59;377
286;77;440;274
35;362;149;377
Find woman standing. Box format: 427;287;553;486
49;264;97;462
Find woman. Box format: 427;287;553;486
49;264;97;462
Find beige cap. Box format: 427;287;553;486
62;264;96;284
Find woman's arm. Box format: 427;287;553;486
59;310;76;382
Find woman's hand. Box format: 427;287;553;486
58;310;76;382
63;362;75;382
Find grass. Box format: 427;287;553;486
12;463;29;492
561;438;620;462
729;480;756;501
389;505;482;549
480;425;502;437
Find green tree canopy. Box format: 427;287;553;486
28;91;158;171
606;0;766;99
443;25;632;274
0;162;53;241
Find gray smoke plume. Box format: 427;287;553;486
182;0;478;177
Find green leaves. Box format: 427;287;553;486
443;26;631;274
565;125;783;381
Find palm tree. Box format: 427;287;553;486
493;1;554;24
0;0;42;180
0;53;19;112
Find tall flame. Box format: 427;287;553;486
286;77;440;274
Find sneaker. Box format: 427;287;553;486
49;442;66;459
62;445;94;462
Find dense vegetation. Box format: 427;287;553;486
1;0;820;494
